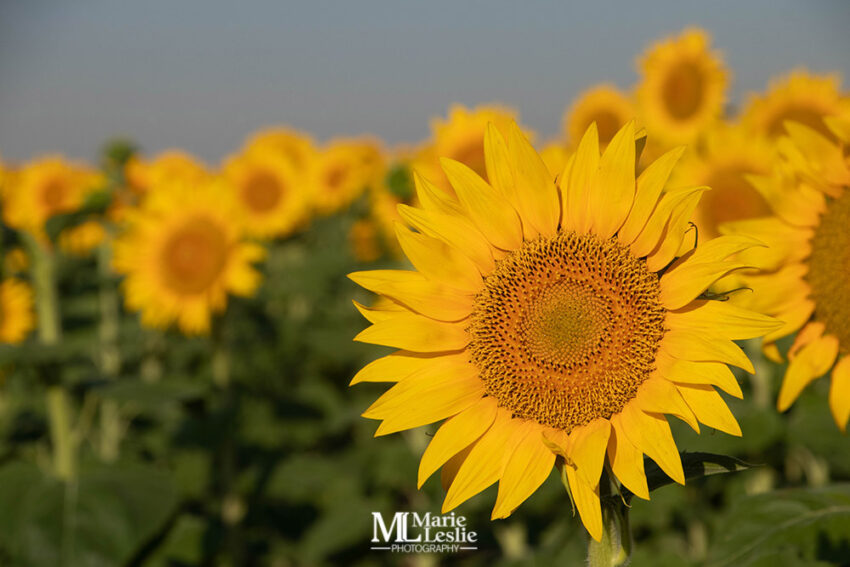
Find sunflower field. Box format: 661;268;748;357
2;27;850;567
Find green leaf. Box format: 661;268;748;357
706;484;850;567
95;379;204;409
621;452;753;500
0;462;178;567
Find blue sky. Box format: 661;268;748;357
1;0;848;162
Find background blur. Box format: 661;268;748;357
2;3;850;567
2;0;850;161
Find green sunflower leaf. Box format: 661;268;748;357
706;484;850;567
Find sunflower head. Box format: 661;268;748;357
723;116;850;430
637;28;729;146
310;140;381;216
0;278;35;344
244;127;316;171
350;120;777;540
413;104;531;194
675;123;775;240
112;179;265;335
58;220;107;257
223;148;309;239
564;85;635;149
125;150;208;196
1;156;103;239
741;71;850;141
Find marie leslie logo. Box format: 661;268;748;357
370;511;478;553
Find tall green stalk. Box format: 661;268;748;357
97;239;122;462
26;233;77;481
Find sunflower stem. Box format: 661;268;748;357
26;233;77;481
96;238;124;462
212;316;243;565
587;473;631;567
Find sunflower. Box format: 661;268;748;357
244;127;316;171
636;28;728;146
309;140;377;216
223;148;309;239
722;116;850;430
413;105;529;193
1;156;103;238
125;150;208;197
58;220;107;257
675;124;775;240
0;278;35;344
350;121;777;540
741;71;850;141
564;85;635;149
112;180;264;335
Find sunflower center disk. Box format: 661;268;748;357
244;170;283;212
162;217;229;295
663;61;705;120
806;190;850;352
468;232;666;432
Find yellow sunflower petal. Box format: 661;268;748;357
418;397;499;487
618;146;685;245
350;350;441;385
484;123;516;203
661;330;754;373
608;415;650;500
397;204;495;273
352;300;400;324
635;376;700;432
413;170;462;215
676;383;742;436
778;333;840;411
394;223;483;292
829;356;850;432
506;122;561;238
366;362;485;436
665;300;782;340
492;424;556;519
620;403;685;485
560;123;599;234
349;270;474;322
590;121;636;239
659;261;752;310
567;418;611;486
629;186;704;259
443;411;529;512
658;353;743;399
644;190;704;271
565;462;603;542
354;312;469;351
441;158;523;250
442;444;474;492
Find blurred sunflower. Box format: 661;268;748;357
350;121;776;540
413;105;527;193
741;71;849;140
113;180;264;335
223;149;308;239
58;220;108;257
676;124;774;240
125;150;209;197
637;28;728;146
310;141;375;216
0;278;35;344
564;85;635;149
1;156;103;239
723;116;850;430
244;127;316;171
